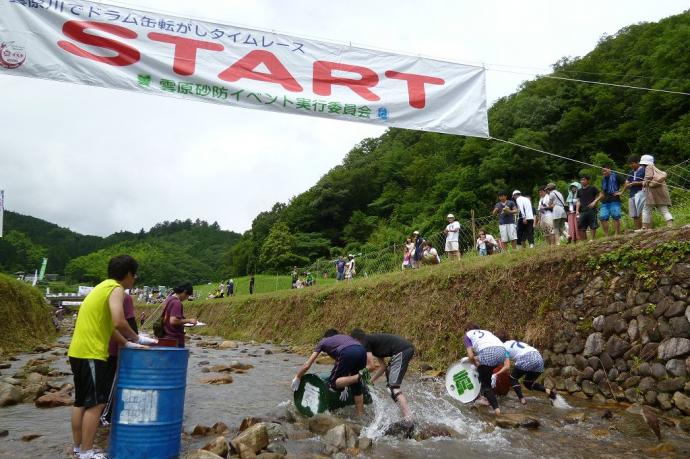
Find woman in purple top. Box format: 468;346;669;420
162;283;197;348
292;329;367;415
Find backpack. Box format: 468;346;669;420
152;299;170;338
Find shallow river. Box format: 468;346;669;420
1;335;689;459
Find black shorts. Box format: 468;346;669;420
577;208;598;230
69;357;110;408
386;346;414;387
330;345;367;395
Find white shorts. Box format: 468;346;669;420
499;224;517;242
445;240;459;252
630;193;645;218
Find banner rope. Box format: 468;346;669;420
488;137;690;193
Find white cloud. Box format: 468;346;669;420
1;0;686;235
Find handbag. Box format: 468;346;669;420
152;300;170;338
649;166;667;188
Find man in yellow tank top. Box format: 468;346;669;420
67;255;155;459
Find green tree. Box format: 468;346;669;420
259;222;308;274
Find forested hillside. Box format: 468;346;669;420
224;11;690;276
0;213;241;285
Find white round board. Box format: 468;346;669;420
445;358;481;403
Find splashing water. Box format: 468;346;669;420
551;394;571;410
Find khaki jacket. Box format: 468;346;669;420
643;165;672;206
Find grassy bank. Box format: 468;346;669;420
193;274;337;298
0;273;57;356
178;226;690;369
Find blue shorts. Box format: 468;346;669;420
599;202;621;221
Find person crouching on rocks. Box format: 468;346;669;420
497;331;557;405
292;329;367;415
463;323;509;415
350;328;415;421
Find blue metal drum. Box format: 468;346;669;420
109;347;189;459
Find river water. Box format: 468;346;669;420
1;334;689;459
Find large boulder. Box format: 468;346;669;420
584;333;605;357
323;424;357;450
231;423;269;456
219;340;238;349
35;390;73;408
0;382;22;407
308;414;344;435
202;436;229;458
657;338;690;360
669;316;690;338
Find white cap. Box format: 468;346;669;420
447;214;454;219
413;230;420;235
512;190;521;196
639;154;654;166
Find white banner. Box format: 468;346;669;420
0;0;489;137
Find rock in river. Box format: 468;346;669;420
199;374;233;385
495;413;540;429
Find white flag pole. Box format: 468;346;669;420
0;190;4;238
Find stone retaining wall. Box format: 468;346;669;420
543;262;690;416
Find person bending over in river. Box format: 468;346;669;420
67;255;156;459
497;331;557;405
292;329;367;415
463;323;509;415
350;328;414;420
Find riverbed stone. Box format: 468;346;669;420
658;317;673;339
645;390;658;405
669;316;690;338
665;359;687;377
658;338;690;360
657;377;686;393
650;363;667;380
639;377;656;393
581;380;596;396
35;390;73;408
230;361;254;371
219;340;238;349
200;374;233;385
324;424;358;450
614;358;628;372
21;433;42;442
638;314;660;344
580;367;594;381
628;319;639;342
202;436;229;458
308;414;344;435
191;425;212;436
635;292;650;305
603;316;627;337
606;336;631;359
584;333;605;357
624;344;641;361
184;451;224;459
0;382;22;406
565;379;580;393
623;376;640;389
624;388;640;403
265;441;288;455
231;423;269;456
599;353;614;370
607;368;619;381
640;343;659;361
567;337;585;354
209;364;234;373
672;285;688;301
574;355;588;371
673;392;690;415
593;369;606;384
658;393;673;410
495;413;539;429
607;301;626;314
665;301;687;318
592;315;605;332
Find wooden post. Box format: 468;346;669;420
471;209;477;247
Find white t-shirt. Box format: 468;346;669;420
515;195;534;220
549;190;567;219
539;195;552;214
503;340;539;360
446;221;460;242
465;329;503;352
476;234;497;250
